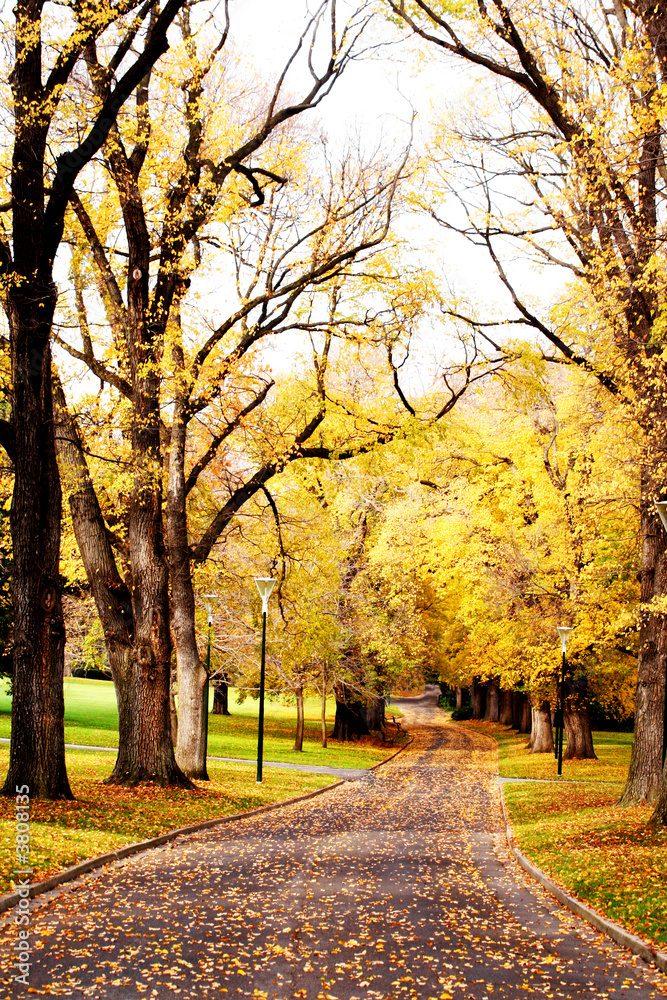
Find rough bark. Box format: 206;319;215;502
455;686;463;710
519;695;532;735
112;371;188;787
167;381;208;780
55;380;188;786
332;685;368;741
471;678;486;720
563;702;597;760
212;681;230;716
649;758;667;826
4;331;70;798
483;678;500;722
170;667;178;746
620;492;667;803
499;689;513;726
360;695;385;732
321;663;328;748
1;18;70;798
54;381;135;781
531;701;554;754
294;685;304;751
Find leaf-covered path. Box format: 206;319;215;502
4;696;666;998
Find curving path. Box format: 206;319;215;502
3;691;665;998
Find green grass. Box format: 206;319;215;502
504;781;667;950
0;677;391;770
457;719;667;951
461;718;632;782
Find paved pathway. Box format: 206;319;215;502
3;692;666;998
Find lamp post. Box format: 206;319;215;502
203;593;216;780
556;626;573;777
254;577;276;783
653;501;667;767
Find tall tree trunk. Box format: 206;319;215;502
513;691;531;732
563;702;597;760
455;686;463;710
484;678;500;722
0;40;71;800
648;758;667;826
294;685;304;751
621;488;667;803
499;689;513;726
531;701;554;754
167;386;208;780
212;681;230;716
332;684;368;741
360;694;385;732
170;663;179;746
321;664;328;748
471;678;486;720
3;325;71;799
1;0;191;799
54;380;188;787
519;695;532;735
55;383;134;781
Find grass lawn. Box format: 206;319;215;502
0;677;391;770
457;719;667;951
462;718;632;783
0;678;398;894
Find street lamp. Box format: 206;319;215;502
202;593;216;780
254;577;276;784
654;501;667;767
556;626;573;777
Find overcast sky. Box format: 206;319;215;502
0;0;564;393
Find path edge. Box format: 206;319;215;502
498;780;667;976
0;734;411;917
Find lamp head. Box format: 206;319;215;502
204;593;216;627
556;626;573;653
656;500;667;534
254;577;276;613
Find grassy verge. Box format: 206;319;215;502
504;781;667;950
457;719;667;951
0;678;399;894
462;719;632;783
0;678;392;770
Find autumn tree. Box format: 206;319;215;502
389;0;667;820
335;362;639;755
0;0;198;799
53;2;438;781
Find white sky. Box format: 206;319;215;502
220;0;548;386
1;0;567;396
